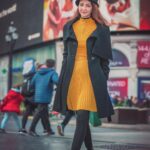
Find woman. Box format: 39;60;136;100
53;0;114;149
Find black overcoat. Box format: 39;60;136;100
53;17;114;118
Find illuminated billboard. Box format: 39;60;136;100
99;0;140;31
43;0;76;41
0;0;150;54
0;0;43;54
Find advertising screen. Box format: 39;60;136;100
140;0;150;30
0;0;150;54
108;78;128;98
42;0;150;41
99;0;150;31
99;0;140;31
0;0;43;54
43;0;76;41
110;48;129;67
138;78;150;100
137;41;150;69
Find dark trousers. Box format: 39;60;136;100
71;110;93;150
30;103;51;132
22;103;36;129
61;110;74;128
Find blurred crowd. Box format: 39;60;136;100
110;95;150;108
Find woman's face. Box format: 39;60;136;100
78;0;92;18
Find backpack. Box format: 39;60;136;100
21;78;34;97
22;58;36;77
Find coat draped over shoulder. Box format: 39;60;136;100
53;17;114;119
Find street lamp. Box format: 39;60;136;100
5;21;19;91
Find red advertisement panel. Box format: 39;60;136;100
137;41;150;68
108;78;128;98
140;0;150;30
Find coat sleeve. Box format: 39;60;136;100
51;71;59;84
62;24;68;65
99;26;112;80
56;24;68;82
101;25;112;60
53;24;69;112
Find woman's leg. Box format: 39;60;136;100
0;112;10;129
57;110;74;136
11;112;21;129
71;110;93;150
84;124;93;150
62;110;74;128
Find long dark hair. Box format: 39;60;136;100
71;3;109;25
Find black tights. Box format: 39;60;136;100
71;110;93;150
61;110;74;128
22;103;36;129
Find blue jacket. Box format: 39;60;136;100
31;68;58;104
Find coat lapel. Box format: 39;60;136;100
63;17;79;41
91;24;113;60
63;18;112;60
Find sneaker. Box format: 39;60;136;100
0;128;6;133
57;124;64;136
19;129;27;134
29;131;39;137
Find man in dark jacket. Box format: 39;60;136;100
19;58;37;134
19;73;37;134
29;59;58;136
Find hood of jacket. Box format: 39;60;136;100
7;90;21;98
37;68;53;75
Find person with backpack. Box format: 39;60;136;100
19;72;37;134
20;62;50;134
19;58;37;134
29;59;58;136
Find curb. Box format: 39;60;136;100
27;116;150;131
101;123;150;131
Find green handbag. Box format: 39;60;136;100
89;112;101;127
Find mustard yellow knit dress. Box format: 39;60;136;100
67;18;97;112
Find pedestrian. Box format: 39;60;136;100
19;58;37;134
19;72;37;134
53;0;114;149
57;110;75;136
29;59;59;136
0;84;24;133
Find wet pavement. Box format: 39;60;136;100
1;131;150;150
0;133;72;150
0;116;150;150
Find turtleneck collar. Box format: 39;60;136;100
80;16;91;19
79;17;94;24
